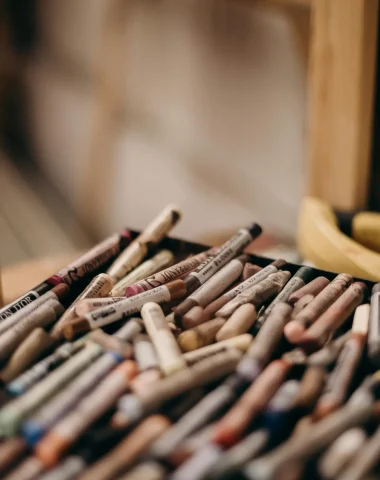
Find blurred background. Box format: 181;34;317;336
0;0;308;262
1;0;379;299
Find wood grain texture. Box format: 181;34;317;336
306;0;379;210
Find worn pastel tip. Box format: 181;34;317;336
6;381;24;396
284;321;306;344
62;318;91;340
22;420;46;446
211;424;239;448
125;285;142;297
35;433;70;468
312;401;336;422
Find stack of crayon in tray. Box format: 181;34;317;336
0;204;379;480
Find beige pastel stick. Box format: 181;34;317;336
242;263;262;281
288;277;330;305
319;428;367;479
312;304;370;420
1;328;55;383
0;300;64;362
0;284;69;336
107;205;181;282
335;425;380;480
51;273;114;339
175;255;249;318
177;318;226;352
217;271;291;318
294;366;327;411
181;306;209;330
284;273;353;344
300;282;367;350
131;335;161;394
78;415;170;480
291;294;315;319
74;297;125;317
110;250;174;297
204;259;287;319
142;302;186;375
183;334;253;365
216;304;257;341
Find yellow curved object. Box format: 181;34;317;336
298;197;380;281
352;212;380;253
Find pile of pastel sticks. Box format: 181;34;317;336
0;204;379;480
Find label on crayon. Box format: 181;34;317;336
190;258;244;307
126;254;207;296
189;228;253;286
224;265;278;300
0;291;41;322
8;341;86;395
86;286;172;328
48;234;122;286
14;343;103;416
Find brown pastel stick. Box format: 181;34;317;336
245;303;293;369
288;277;330;305
211;359;291;447
178;318;226;352
299;282;367;350
181;306;210;330
0;300;64;362
243;263;262;281
291;294;315;319
216;304;257;341
284;331;352;368
78;415;170;480
294;366;327;411
174;255;250;320
216;271;291;318
1;328;55;383
51;273;115;339
312;304;370;420
204;259;286;319
284;273;353;344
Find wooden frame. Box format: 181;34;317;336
306;0;379;211
259;0;379;211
